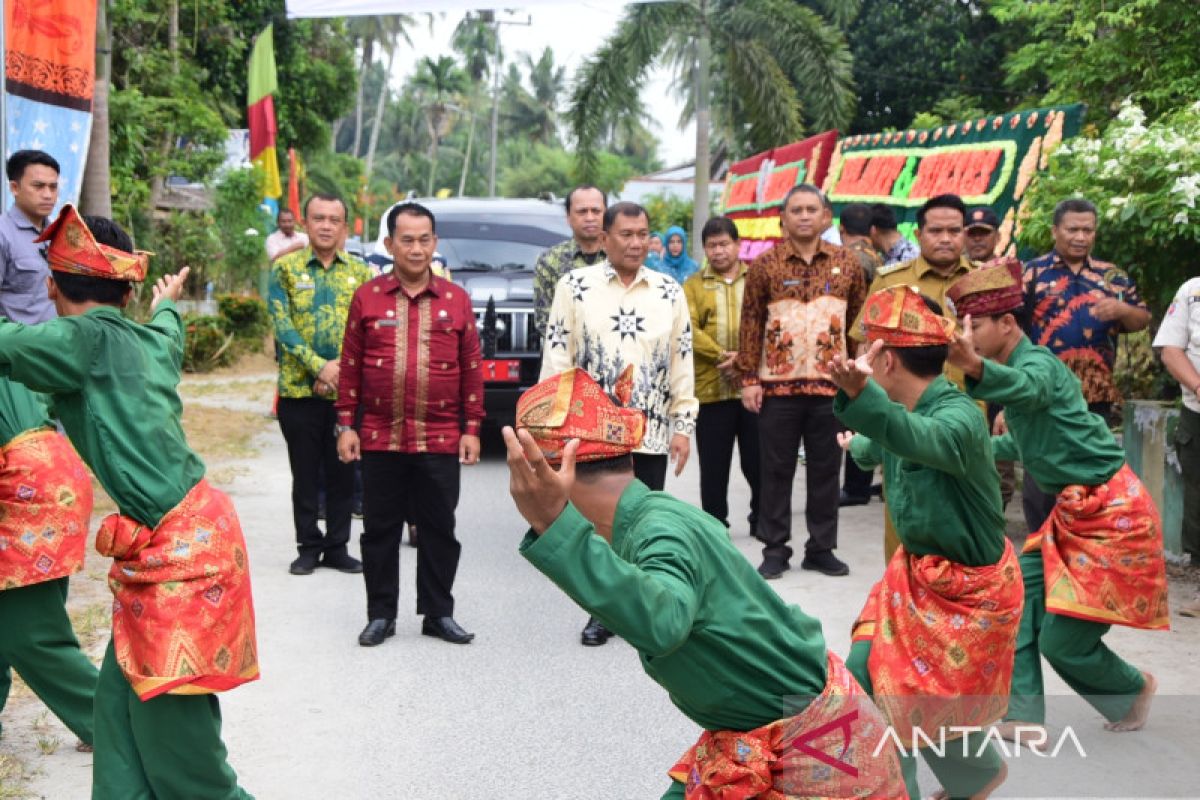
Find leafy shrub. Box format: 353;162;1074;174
217;294;270;351
183;314;236;373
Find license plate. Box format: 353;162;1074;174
482;359;522;383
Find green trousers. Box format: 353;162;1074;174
848;640;1003;800
92;641;253;800
0;577;98;744
1006;550;1145;725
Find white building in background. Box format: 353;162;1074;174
616;161;726;206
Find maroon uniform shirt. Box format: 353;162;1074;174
336;272;485;453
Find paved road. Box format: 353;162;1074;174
18;423;1200;799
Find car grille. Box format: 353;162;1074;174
474;308;541;355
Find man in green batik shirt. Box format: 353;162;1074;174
269;193;373;576
532;185;606;337
501;367;904;799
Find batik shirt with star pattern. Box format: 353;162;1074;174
269;247;373;399
540;261;698;455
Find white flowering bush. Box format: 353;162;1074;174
1020;99;1200;313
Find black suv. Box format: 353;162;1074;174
373;198;571;427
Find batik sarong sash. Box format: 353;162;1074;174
1024;464;1169;630
0;429;92;590
667;652;906;799
851;540;1022;741
95;478;259;701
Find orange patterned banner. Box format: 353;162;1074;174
0;429;92;590
5;0;97;109
853;541;1023;741
668;653;906;799
95;479;259;701
1025;464;1170;631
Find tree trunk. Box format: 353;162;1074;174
363;45;394;186
79;0;112;217
488;27;501;197
426;113;440;197
458;97;476;196
691;5;712;264
352;36;374;157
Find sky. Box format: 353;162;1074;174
388;3;695;170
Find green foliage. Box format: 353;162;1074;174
214;167;270;290
1019;100;1200;315
499;144;637;199
909;95;988;131
1113;330;1176;402
990;0;1200;126
848;0;1010;133
147;211;223;291
643;193;695;237
182;315;236;372
217;294;271;350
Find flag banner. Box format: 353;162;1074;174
3;0;98;208
720;130;839;263
823;104;1085;256
247;24;281;199
286;0;662;17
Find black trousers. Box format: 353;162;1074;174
842;455;874;498
757;394;841;562
696;399;761;530
633;453;668;492
1178;406;1200;562
1021;401;1112;535
277;398;354;558
361;451;461;620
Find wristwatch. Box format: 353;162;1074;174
335;424;354;436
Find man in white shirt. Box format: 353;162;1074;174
540;200;698;646
1153;277;1200;616
265;208;308;263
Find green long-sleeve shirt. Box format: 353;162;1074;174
967;336;1124;494
0;301;204;528
836;378;1005;567
521;480;827;732
0;375;51;445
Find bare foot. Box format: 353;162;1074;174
1105;671;1157;732
930;762;1008;800
75;741;93;753
993;720;1048;751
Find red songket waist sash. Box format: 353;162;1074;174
0;429;93;590
667;652;906;799
852;539;1023;741
95;478;259;701
1023;463;1169;631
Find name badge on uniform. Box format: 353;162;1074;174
296;282;315;291
782;279;801;286
375;319;400;328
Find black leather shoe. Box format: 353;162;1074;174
757;558;789;580
838;491;870;507
422;616;474;644
358;619;396;647
801;551;850;577
581;616;612;646
289;554;319;575
321;552;363;573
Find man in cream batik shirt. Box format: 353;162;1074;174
540;200;698;647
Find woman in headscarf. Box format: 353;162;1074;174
646;232;665;271
658;225;699;283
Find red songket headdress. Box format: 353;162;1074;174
516;366;645;464
946;257;1024;319
35;203;150;282
860;285;955;346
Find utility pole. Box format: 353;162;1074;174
487;14;531;197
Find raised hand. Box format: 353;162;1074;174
502;426;578;534
150;266;191;313
947;314;984;379
824;339;884;398
836;431;856;451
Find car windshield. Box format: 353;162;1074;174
427;219;567;272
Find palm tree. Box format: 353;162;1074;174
413;56;470;196
348;15;415;159
570;0;857;258
452;11;499;195
523;48;566;145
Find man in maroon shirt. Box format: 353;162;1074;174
336;202;484;647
